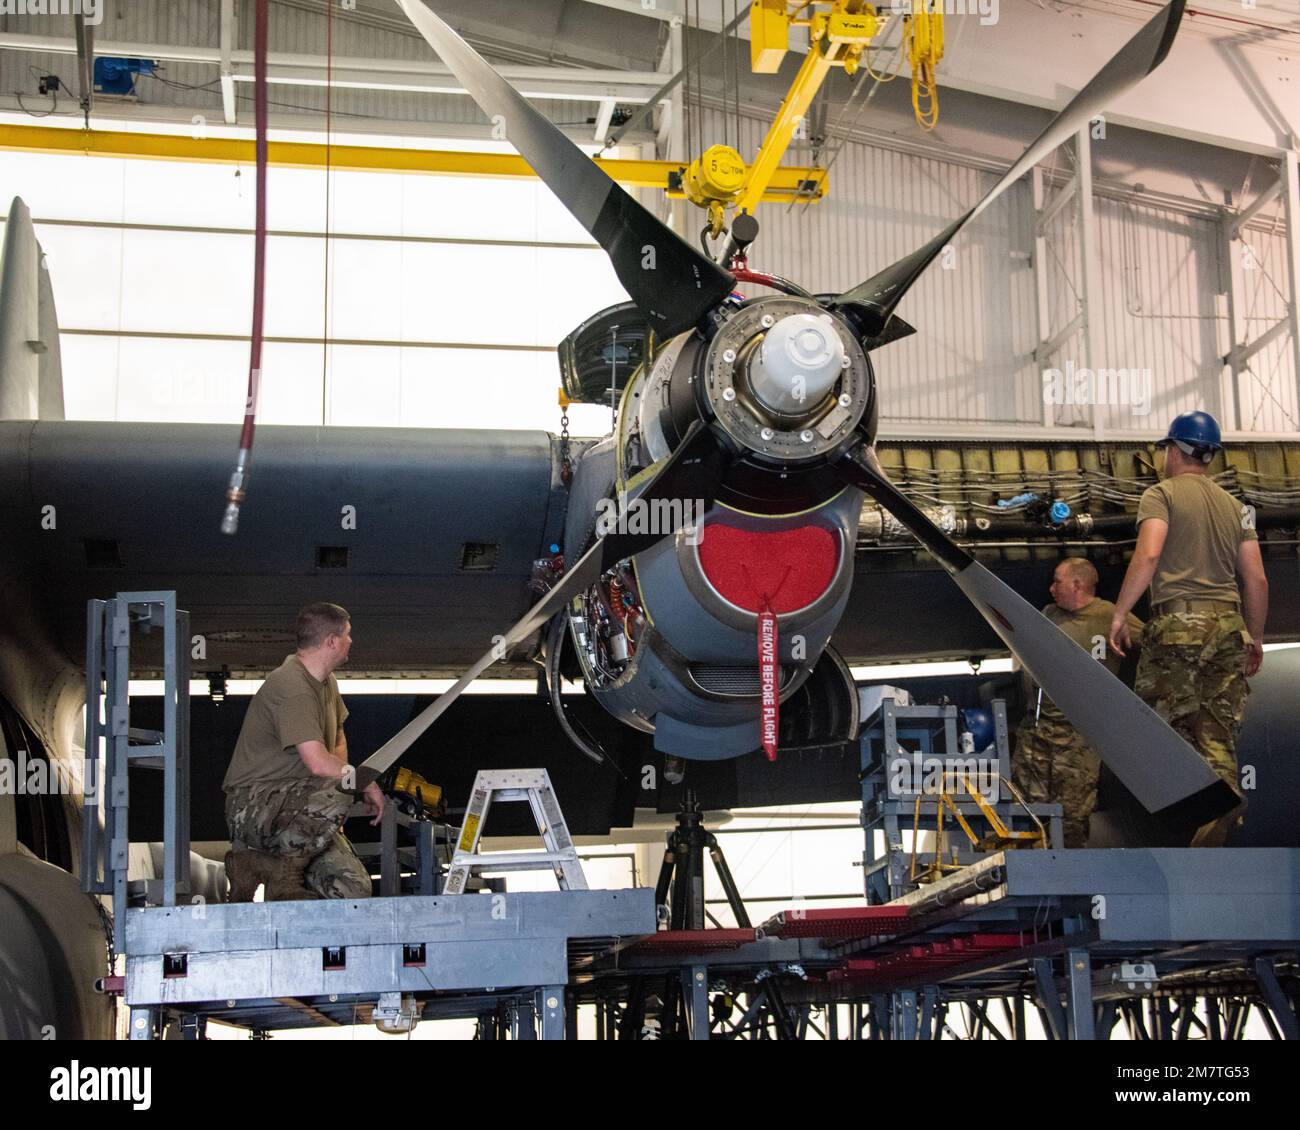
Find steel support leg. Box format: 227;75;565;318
1033;958;1066;1041
684;965;710;1041
1254;957;1300;1040
538;986;565;1041
129;1007;156;1040
1066;948;1095;1040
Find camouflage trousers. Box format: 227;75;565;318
1136;611;1250;846
224;777;372;899
1013;708;1099;849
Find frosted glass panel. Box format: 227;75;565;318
7;144;634;431
60;335;121;420
262;236;327;339
123;159;253;229
110;336;249;424
36;225;125;331
119;229;253;335
324;237;404;341
326;344;402;427
0;152;126;222
400;347;562;430
258;342;328;426
264;167;328;232
326;169;405;238
399;242;541;345
533;247;628;343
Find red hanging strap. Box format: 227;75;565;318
758;596;779;762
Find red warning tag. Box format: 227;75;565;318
759;599;778;762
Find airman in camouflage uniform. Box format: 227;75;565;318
225;778;372;900
1014;557;1142;848
222;603;384;900
1109;412;1269;847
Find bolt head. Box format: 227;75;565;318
722;386;736;401
800;430;814;443
760;313;776;328
840;354;851;368
838;393;852;408
722;348;737;364
760;427;775;441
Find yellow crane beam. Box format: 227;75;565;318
731;2;879;220
0;123;827;201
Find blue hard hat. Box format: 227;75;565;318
961;707;995;752
1158;410;1222;457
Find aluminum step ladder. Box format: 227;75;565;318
443;769;587;894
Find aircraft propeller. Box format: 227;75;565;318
363;0;1232;834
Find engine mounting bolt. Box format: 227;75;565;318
760;427;775;441
722;348;737;364
800;430;814;443
760;313;776;328
722;386;736;401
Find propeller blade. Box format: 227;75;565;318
396;0;734;338
357;422;730;782
832;0;1185;336
835;443;1237;829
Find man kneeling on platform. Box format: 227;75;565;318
222;602;385;901
1013;558;1142;849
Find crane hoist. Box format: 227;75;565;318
672;0;944;252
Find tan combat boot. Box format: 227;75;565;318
263;854;323;901
224;849;278;902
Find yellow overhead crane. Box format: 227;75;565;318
0;3;943;237
674;0;945;248
0;122;825;203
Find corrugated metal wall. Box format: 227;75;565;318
0;2;578;130
698;107;1297;438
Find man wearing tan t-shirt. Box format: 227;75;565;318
223;602;385;900
1014;557;1142;847
1108;411;1268;846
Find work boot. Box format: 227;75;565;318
263;853;323;901
224;849;278;902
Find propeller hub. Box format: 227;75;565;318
748;313;845;419
694;295;871;465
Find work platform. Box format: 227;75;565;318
118;848;1300;1040
91;597;1299;1040
123;889;657;1038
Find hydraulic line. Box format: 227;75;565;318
221;0;268;535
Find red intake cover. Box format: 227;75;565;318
698;523;840;614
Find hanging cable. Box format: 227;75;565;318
321;0;334;424
221;0;268;536
906;5;944;132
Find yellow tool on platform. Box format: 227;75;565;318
388;767;444;818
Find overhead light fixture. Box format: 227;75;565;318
208;666;230;704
